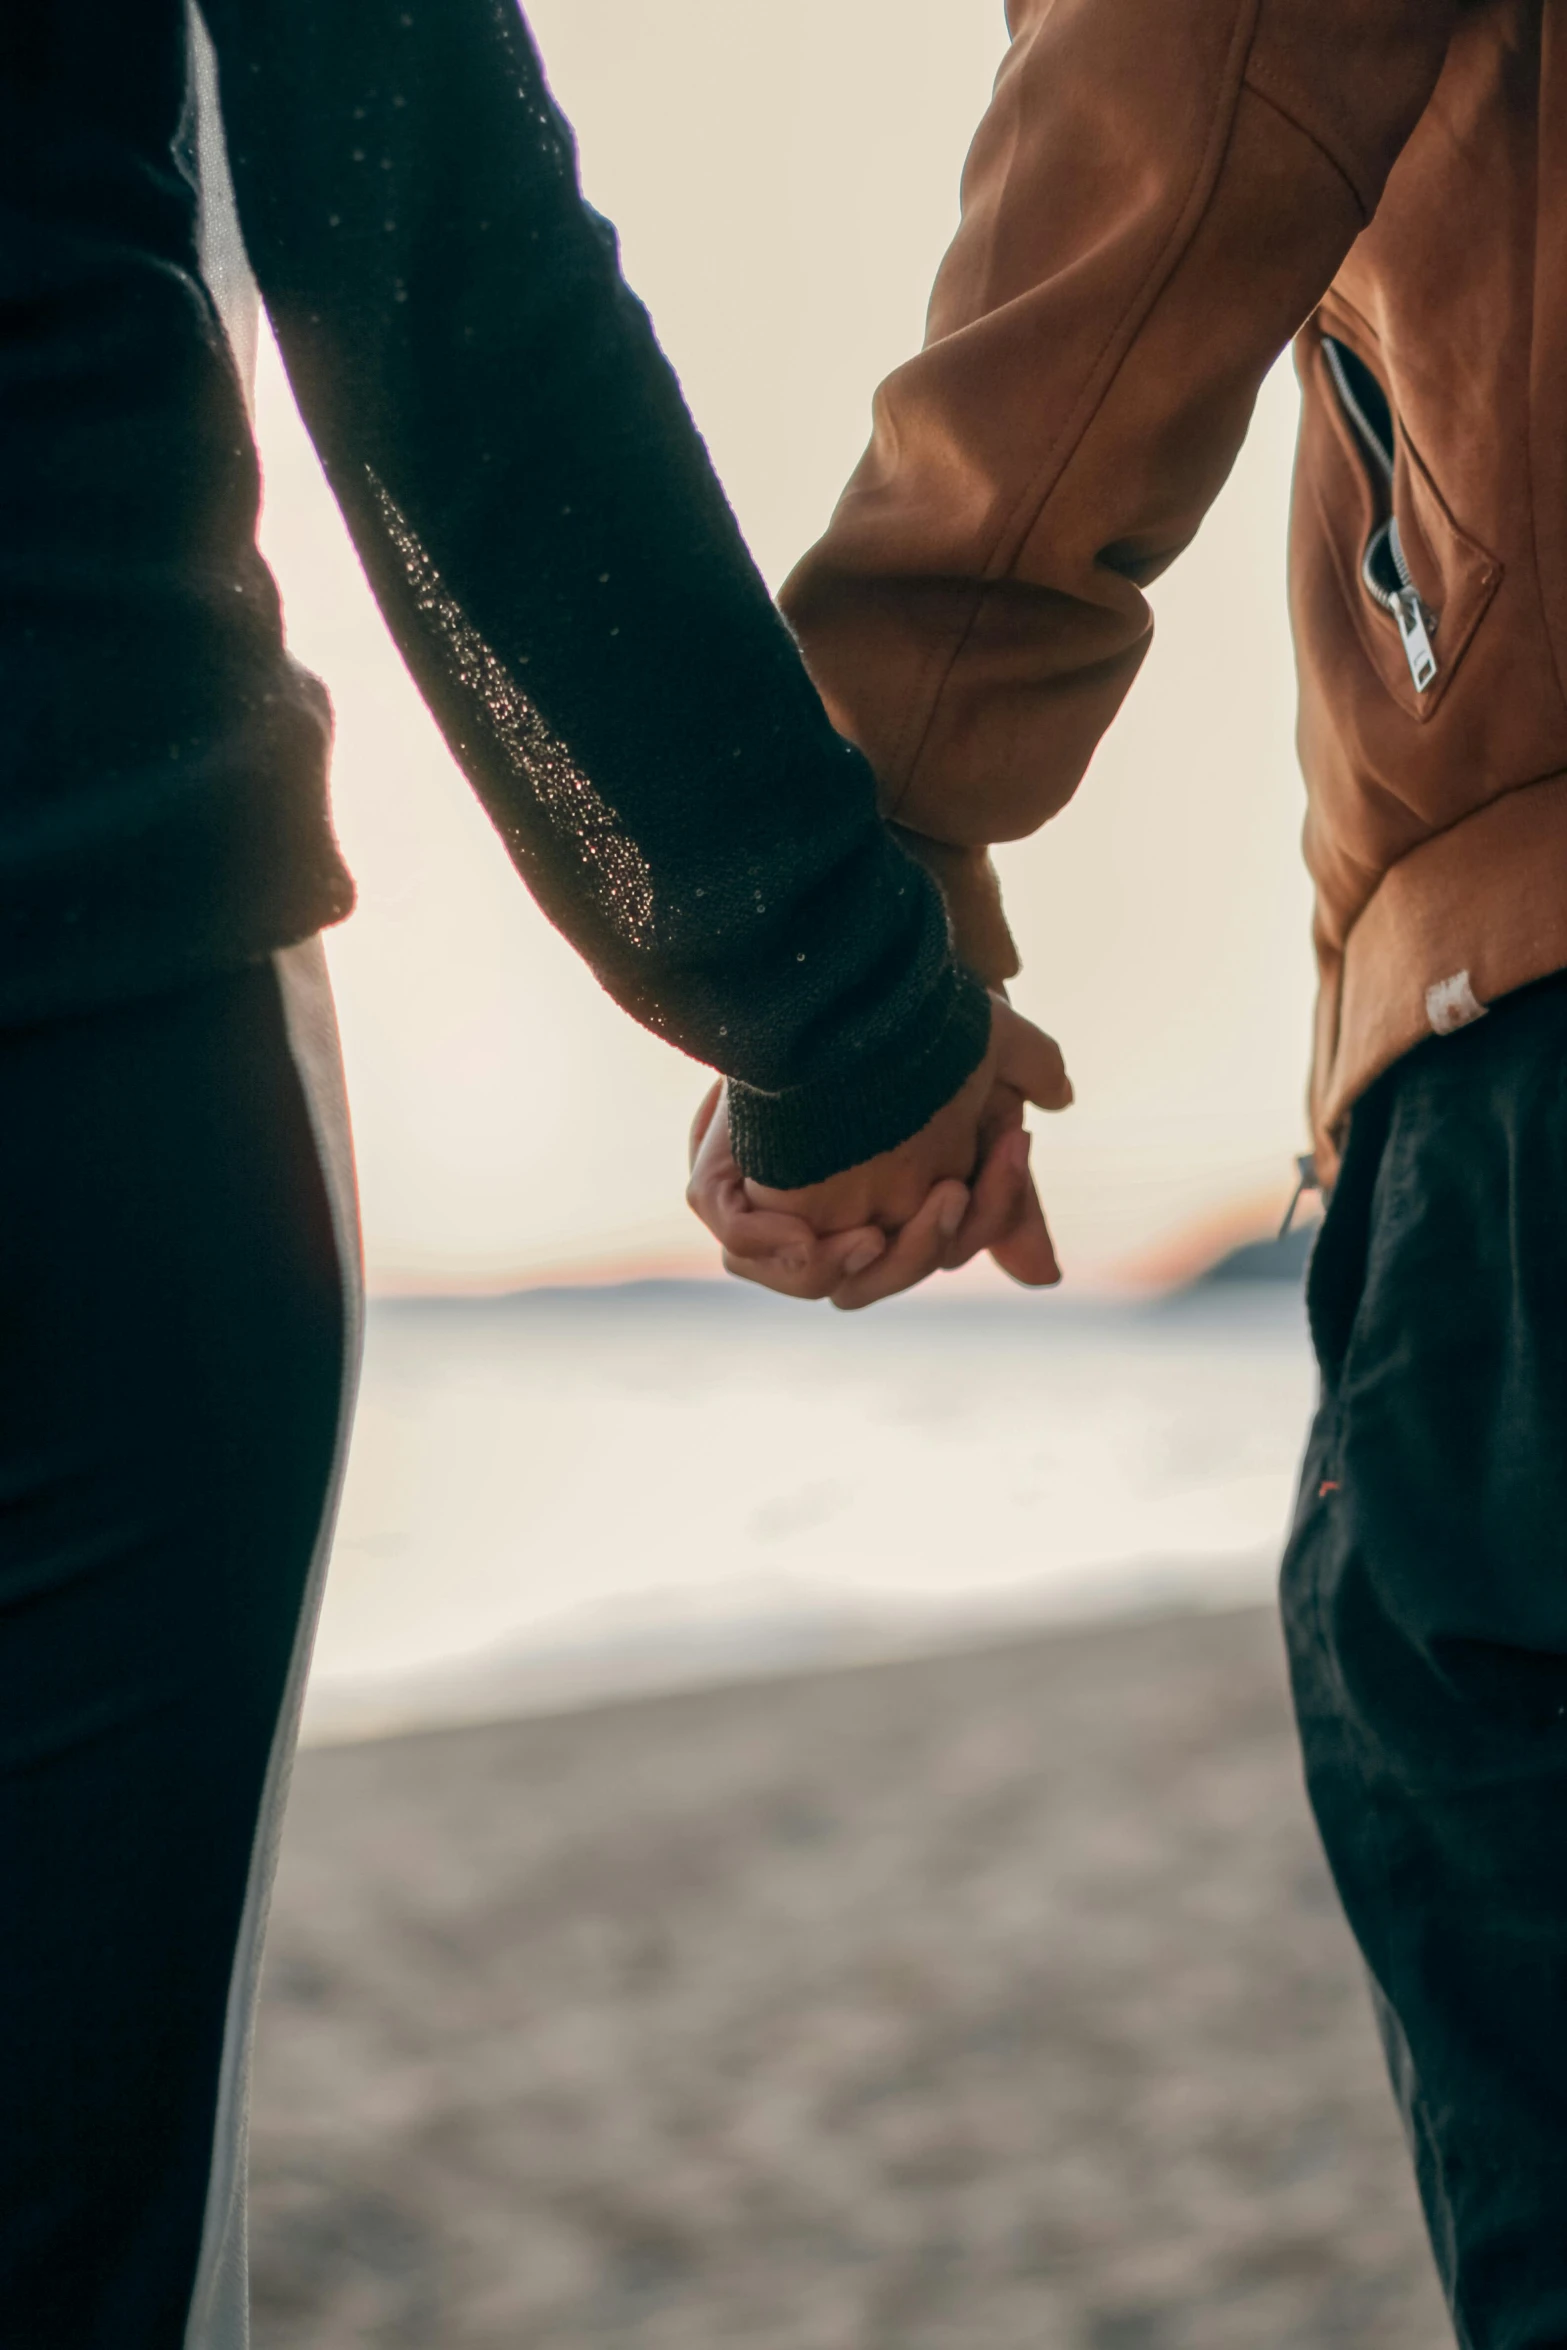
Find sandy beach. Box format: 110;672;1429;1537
252;1603;1448;2348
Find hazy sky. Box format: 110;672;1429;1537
255;0;1316;1293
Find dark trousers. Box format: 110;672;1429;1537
1284;972;1567;2347
0;963;347;2346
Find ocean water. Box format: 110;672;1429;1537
301;1277;1317;1743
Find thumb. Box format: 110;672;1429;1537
991;998;1073;1113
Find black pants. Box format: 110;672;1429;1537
1284;972;1567;2347
0;959;349;2347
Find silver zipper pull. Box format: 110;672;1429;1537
1392;587;1438;693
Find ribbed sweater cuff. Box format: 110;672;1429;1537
726;967;992;1190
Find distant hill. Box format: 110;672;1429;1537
1191;1217;1321;1288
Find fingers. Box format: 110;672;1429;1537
688;1084;821;1259
989;1160;1061;1287
695;1169;886;1299
976;1079;1028;1158
723;1222;888;1302
729;1213;885;1287
829;1179;969;1312
688;1095;818;1280
935;1121;1062;1285
712;1199;824;1269
688;1096;890;1298
991;998;1073;1113
940;1122;1030;1270
687;1087;787;1253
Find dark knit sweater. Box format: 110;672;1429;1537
0;0;989;1186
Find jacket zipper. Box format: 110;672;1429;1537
1322;336;1439;694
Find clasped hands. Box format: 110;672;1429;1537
687;996;1072;1310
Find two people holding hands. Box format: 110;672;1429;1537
16;0;1567;2337
686;994;1072;1311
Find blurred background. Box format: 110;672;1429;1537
235;4;1444;2342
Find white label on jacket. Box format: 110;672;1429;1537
1425;971;1488;1035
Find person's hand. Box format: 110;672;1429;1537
686;997;1071;1309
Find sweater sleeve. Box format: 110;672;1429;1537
197;0;990;1189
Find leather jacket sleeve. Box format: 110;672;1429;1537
778;0;1456;979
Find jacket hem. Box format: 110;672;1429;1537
1314;766;1567;1179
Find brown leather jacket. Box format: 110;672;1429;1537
780;0;1564;1184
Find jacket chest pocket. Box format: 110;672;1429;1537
1307;325;1500;724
